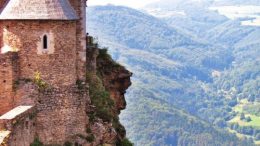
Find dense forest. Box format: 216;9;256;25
86;0;260;145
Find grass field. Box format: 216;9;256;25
230;99;260;128
229;114;260;128
228;99;260;144
233;99;248;112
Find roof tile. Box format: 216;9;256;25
0;0;78;20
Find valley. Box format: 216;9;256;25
87;0;260;145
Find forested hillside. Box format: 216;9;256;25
86;1;259;145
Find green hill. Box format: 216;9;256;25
87;4;258;146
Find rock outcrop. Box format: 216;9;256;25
85;47;132;146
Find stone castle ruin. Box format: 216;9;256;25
0;0;123;145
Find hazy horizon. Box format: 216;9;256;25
88;0;159;8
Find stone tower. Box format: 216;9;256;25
0;0;89;145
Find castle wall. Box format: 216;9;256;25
1;106;36;146
69;0;87;80
6;117;36;146
1;21;77;87
0;52;19;115
36;86;88;144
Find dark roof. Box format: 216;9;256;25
0;0;78;20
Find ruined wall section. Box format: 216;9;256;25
1;107;36;146
2;21;77;87
1;83;90;145
69;0;87;80
36;86;89;145
0;52;19;115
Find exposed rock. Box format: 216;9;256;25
97;49;132;112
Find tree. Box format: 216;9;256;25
240;113;245;120
245;116;252;122
256;133;260;140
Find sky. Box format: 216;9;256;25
88;0;159;8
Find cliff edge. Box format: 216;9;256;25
85;47;133;146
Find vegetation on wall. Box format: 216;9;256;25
86;72;114;122
33;71;48;91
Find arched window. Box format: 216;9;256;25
43;35;48;49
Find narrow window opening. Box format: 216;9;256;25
43;35;48;49
25;121;29;129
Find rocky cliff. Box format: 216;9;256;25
85;47;132;146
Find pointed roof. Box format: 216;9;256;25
0;0;78;20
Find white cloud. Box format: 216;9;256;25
87;0;159;8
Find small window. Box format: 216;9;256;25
43;35;48;49
25;121;29;129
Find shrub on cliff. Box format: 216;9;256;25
117;138;134;146
86;73;114;122
97;48;123;70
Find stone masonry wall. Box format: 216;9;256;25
1;107;36;146
36;86;89;145
0;52;19;115
1;21;77;87
69;0;87;80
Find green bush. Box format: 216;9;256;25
117;138;134;146
98;48;111;59
30;137;43;146
97;48;123;70
86;73;114;122
113;120;126;135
